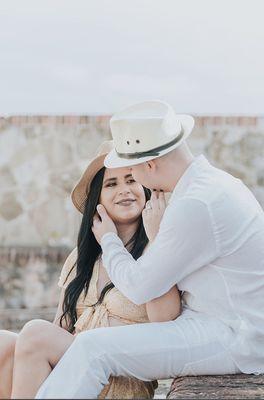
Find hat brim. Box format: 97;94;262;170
71;154;106;213
104;114;194;168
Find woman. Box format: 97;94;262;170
0;141;181;399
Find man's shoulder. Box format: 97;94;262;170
170;161;262;218
185;164;249;204
171;169;231;207
170;159;237;205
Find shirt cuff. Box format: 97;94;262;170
101;231;120;247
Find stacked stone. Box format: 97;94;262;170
167;374;264;399
0;115;111;247
0;246;70;330
0;115;263;247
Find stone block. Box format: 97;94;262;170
0;246;69;311
167;374;264;399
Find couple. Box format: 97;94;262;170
2;100;264;399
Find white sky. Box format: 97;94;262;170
0;0;264;115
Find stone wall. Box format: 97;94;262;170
0;246;69;330
0;114;263;330
1;115;263;247
0;115;112;247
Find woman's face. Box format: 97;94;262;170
99;167;146;224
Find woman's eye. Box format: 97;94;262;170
127;179;136;184
106;182;116;187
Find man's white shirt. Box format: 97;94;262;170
101;155;264;374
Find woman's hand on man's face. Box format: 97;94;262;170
92;205;117;244
142;190;167;243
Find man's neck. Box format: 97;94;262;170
163;154;194;192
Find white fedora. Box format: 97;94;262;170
104;100;195;168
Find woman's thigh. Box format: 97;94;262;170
18;320;75;367
0;331;18;398
0;330;17;360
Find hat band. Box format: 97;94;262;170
116;130;184;159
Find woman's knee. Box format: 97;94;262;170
16;319;53;356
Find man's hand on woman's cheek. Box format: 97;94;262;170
92;204;117;244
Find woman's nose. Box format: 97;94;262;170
118;184;131;195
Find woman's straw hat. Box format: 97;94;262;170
71;140;113;213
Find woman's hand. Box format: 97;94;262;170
92;205;117;244
142;191;167;242
146;285;181;322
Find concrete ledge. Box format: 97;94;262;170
167;374;264;399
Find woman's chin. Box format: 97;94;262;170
111;210;142;224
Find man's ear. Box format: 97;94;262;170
146;159;157;171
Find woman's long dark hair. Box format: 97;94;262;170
60;167;151;333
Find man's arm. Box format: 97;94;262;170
101;198;219;305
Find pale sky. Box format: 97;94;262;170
0;0;264;115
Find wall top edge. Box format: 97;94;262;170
0;115;263;127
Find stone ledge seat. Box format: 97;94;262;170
167;374;264;399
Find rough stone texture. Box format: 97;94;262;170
0;115;263;247
0;307;56;331
0;115;112;247
0;246;70;330
167;374;264;399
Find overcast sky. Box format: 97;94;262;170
0;0;264;115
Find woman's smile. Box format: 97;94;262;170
115;198;136;206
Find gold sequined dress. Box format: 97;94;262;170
58;248;157;399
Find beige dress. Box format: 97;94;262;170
58;248;157;399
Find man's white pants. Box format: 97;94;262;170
36;311;241;399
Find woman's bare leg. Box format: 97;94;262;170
0;330;17;399
11;319;74;399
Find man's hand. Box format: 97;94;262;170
142;191;167;242
92;205;117;244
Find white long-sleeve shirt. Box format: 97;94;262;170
101;155;264;374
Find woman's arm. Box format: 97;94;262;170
146;285;181;322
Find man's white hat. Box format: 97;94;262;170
104;100;195;168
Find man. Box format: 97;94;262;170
37;100;264;398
